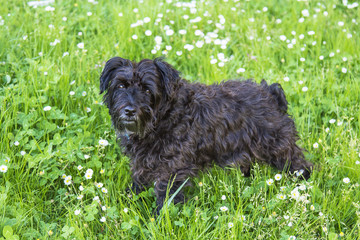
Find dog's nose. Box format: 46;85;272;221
124;106;136;117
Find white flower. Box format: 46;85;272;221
132;34;138;40
263;7;268;12
20;151;26;156
277;194;287;200
341;68;347;73
299;34;304;39
179;29;187;35
154;36;162;44
283;77;289;82
289;236;296;240
288;222;293;227
64;178;72;185
323;11;328;16
300;58;305;62
319;56;324;60
176;51;182;56
43;106;52;111
221;195;226;200
274;174;282;181
77;165;83;170
338;21;344;26
79;185;84;191
322;226;327;233
100;217;106;222
310;205;315;211
62;17;67;21
343;177;350;184
298;17;304;23
77;42;84;49
118;12;123;17
343;57;348;61
356;161;360;165
0;165;8;173
266;179;274;186
313;142;319;148
77;195;83;200
74;209;81;215
87;12;92;16
228;222;234;228
143;17;150;23
102;206;107;211
84;154;90;159
85;172;92;180
236;68;245;73
307;31;315;35
99;139;109;146
302;86;308;92
210;59;217;64
165;29;174;36
96;182;104;188
301;9;310;17
63;52;69;57
82;91;87;96
195;41;204;48
145;30;152;36
279;35;287;41
329;52;335;57
86;169;94;175
101;187;108;193
184;44;194;51
86;107;91;113
69;91;75;96
220;206;228;212
329;119;336;124
133;8;138;13
123;208;129;213
93;196;99;202
290;189;300;200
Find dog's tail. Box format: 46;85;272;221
261;80;288;113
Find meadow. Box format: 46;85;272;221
0;0;360;239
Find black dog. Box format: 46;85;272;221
100;57;313;214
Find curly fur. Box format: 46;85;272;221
100;57;313;214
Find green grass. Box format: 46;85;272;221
0;0;360;239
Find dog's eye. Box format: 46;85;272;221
118;84;125;89
145;89;151;95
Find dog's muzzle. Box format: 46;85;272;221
121;106;138;132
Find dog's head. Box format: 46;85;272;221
100;57;180;135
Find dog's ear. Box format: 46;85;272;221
100;57;130;94
154;58;180;98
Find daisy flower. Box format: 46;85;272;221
266;178;274;186
0;165;8;173
220;206;228;212
99;139;109;146
274;174;282;181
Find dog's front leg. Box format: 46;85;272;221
154;176;186;216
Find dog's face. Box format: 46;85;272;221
100;57;179;135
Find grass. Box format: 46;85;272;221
0;0;359;239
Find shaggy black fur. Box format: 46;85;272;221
100;57;313;214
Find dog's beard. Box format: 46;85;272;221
111;105;156;137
